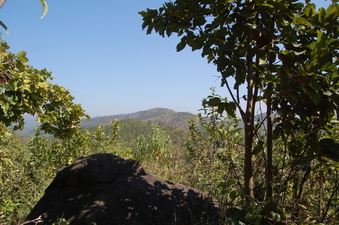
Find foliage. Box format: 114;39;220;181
140;0;339;223
1;107;339;224
1;0;339;223
134;123;173;164
87;118;189;150
0;7;91;221
185;90;244;203
0;39;88;139
113;119;155;148
0;134;28;224
0;120;128;224
88;120;120;153
81;108;194;130
51;218;70;225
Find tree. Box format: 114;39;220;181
185;89;244;202
139;0;339;209
0;0;86;138
0;39;88;139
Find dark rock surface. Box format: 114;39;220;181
25;153;222;225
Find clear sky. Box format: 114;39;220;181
0;0;332;117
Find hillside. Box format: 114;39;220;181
81;108;195;129
18;108;196;136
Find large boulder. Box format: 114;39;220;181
25;153;222;225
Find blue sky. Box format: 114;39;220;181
0;0;332;117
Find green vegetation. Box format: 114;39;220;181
0;39;88;138
2;99;339;224
139;0;339;223
81;108;194;129
0;0;339;224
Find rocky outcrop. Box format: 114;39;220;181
25;153;222;225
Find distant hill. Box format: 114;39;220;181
80;108;196;149
82;108;196;129
18;108;196;136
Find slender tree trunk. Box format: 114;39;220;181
266;84;273;200
265;15;275;201
244;18;255;204
244;88;255;203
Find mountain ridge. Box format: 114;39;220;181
81;107;195;129
19;108;196;136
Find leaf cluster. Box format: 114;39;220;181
140;0;339;223
0;39;88;139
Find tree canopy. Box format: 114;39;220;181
0;39;88;139
140;0;339;216
0;0;88;139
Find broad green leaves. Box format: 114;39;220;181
319;138;339;162
140;0;339;218
203;94;237;117
0;39;89;139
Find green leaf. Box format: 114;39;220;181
0;20;9;34
293;17;311;26
309;79;321;91
217;179;237;188
37;81;50;88
223;66;235;78
304;86;322;105
260;200;278;216
176;41;186;52
16;60;25;71
17;51;28;62
237;8;256;19
39;0;48;19
325;4;339;20
252;141;264;156
225;102;236;117
304;3;316;18
208;97;221;106
227;179;237;186
319;138;339;162
258;3;274;8
230;191;238;201
193;16;206;26
217;102;225;114
281;50;290;55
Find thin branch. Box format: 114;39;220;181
223;75;245;121
321;179;339;223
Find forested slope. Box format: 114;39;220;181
20;108;195;136
82;108;195;129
